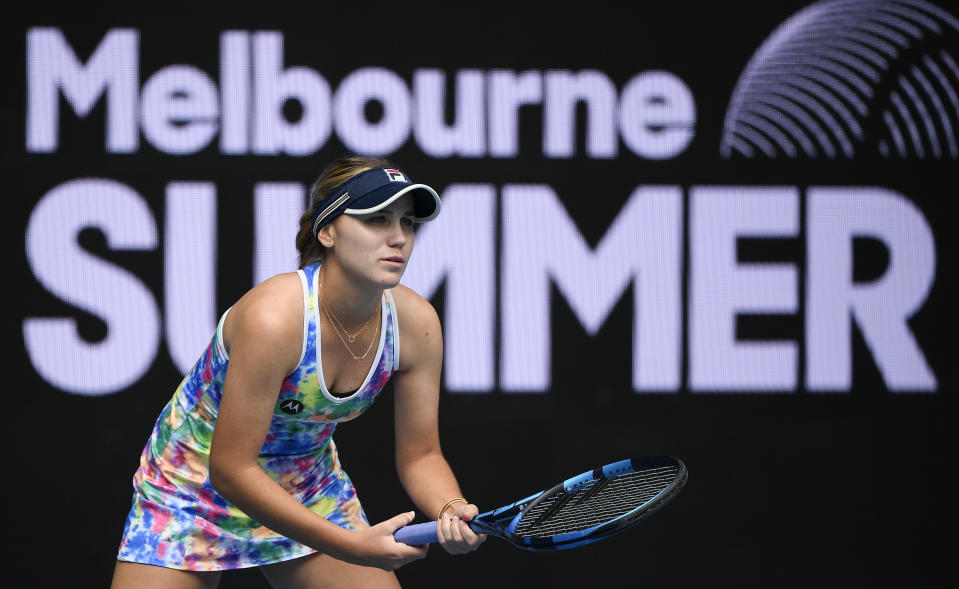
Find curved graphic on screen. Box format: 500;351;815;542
720;0;959;158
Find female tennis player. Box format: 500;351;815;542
111;156;485;588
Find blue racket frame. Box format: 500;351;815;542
394;456;686;551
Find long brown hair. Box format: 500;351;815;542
295;155;393;268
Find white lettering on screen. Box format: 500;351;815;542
688;187;799;392
26;27;697;160
253;182;304;286
806;187;937;392
22;27;937;396
164;182;218;374
500;184;683;392
401;185;498;392
27;28;139;153
22;182;938;395
252;31;332;156
141;66;219;154
24;179;160;395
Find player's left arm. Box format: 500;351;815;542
391;285;485;553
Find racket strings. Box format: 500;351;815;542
514;466;679;538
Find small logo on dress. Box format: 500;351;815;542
384;169;407;182
280;399;304;414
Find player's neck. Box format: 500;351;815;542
318;262;382;325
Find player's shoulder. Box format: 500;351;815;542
240;271;302;310
389;283;441;330
227;271;304;340
251;270;303;298
389;284;442;368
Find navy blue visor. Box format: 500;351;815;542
311;167;441;235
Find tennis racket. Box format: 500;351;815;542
394;455;687;551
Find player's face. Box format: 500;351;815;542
328;194;416;289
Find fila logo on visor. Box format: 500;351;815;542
384;169;407;182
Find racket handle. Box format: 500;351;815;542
394;521;438;545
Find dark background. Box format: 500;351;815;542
8;2;955;587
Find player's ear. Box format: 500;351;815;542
317;225;334;248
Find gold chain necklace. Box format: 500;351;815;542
321;300;380;360
320;289;375;343
319;278;381;361
318;270;376;342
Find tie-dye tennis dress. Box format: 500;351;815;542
116;262;400;570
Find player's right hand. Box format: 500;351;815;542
345;512;428;571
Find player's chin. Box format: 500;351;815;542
367;272;404;290
374;265;407;287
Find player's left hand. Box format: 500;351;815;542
436;503;486;555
